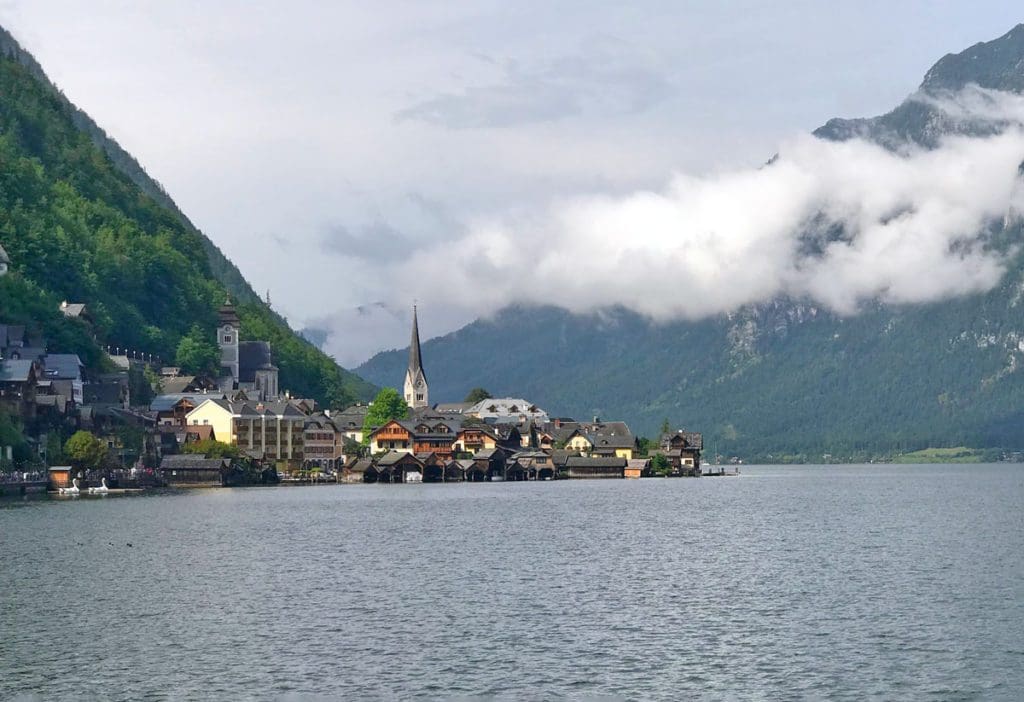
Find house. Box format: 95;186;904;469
565;456;627;479
466;398;549;425
410;419;460;460
42;354;84;405
369;419;413;454
590;422;635;460
332;404;369;444
659;430;703;475
453;425;499;454
0;243;9;276
59;301;93;326
159;454;230;487
185;398;307;467
0;359;38;420
151;393;227;427
304;413;343;472
512;450;556;481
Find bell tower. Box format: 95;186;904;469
218;297;240;382
404;305;429;410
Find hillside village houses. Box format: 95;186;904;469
1;264;703;481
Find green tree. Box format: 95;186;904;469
64;430;107;471
182;439;239;459
650;453;670;476
464;387;492;403
362;387;409;445
174;324;219;374
660;418;671;436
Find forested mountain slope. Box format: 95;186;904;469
359;24;1024;459
0;26;375;406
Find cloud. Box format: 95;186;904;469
396;37;674;129
367;87;1024;333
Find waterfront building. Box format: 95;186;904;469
565;456;627;479
303;413;343;471
403;305;429;410
185;398;306;465
658;429;703;475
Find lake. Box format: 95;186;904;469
2;464;1023;700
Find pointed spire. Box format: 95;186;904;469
408;304;426;383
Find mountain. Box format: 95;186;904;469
0;25;375;406
358;24;1024;460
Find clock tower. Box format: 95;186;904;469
403;305;429;410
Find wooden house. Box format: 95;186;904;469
159;455;230;487
369;419;413;453
373;451;423;483
565;456;627;479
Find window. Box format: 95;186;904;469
416;394;424;401
223;335;232;343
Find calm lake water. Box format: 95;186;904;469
2;464;1023;700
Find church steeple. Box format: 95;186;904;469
404;304;429;409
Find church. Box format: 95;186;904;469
404;305;429;410
217;299;280;401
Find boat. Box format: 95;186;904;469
405;471;423;483
58;478;80;495
88;477;110;494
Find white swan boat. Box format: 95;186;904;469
58;478;80;495
88;477;110;494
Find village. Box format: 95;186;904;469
1;245;707;494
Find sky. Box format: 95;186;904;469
1;2;1023;366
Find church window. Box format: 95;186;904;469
416;394;424;402
223;335;232;343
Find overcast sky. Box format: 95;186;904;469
1;2;1022;366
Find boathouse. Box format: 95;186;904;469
159;455;230;487
565;456;627;479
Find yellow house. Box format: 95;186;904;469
185;399;235;443
185;398;307;463
566;431;594;455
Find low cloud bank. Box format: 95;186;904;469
324;87;1024;365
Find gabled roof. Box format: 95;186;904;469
43;354;83;380
0;359;35;383
150;393;223;413
160;455;229;471
377;450;422;467
60;302;88;318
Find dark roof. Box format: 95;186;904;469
408;305;427;385
377;451;421;467
0;359;34;383
218;299;240;327
350;458;374;473
660;430;704;450
43;354;83;380
551;449;572;466
6;346;45;362
60;303;88;318
150;393;223;413
566;456;627;468
160;455;229;471
238;341;275;382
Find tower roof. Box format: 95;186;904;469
218;297;240;327
408;305;426;384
